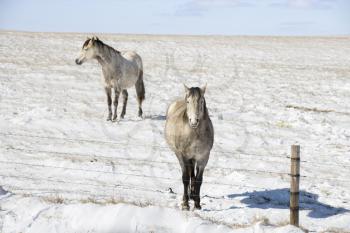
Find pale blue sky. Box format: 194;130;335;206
0;0;349;35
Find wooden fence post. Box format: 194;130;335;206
290;145;300;226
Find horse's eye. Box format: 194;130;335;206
84;47;88;51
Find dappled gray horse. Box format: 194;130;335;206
75;36;145;121
165;84;214;210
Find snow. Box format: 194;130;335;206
0;195;304;233
0;31;350;232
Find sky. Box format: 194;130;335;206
0;0;349;36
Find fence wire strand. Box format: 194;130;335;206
0;132;289;160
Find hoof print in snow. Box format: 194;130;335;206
0;186;8;196
167;188;175;194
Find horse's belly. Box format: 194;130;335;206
102;76;113;88
118;75;137;89
104;76;135;90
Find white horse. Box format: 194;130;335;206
165;84;214;210
75;36;145;121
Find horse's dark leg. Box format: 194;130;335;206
135;70;145;118
194;163;205;210
182;163;191;210
105;87;112;121
120;90;128;119
189;159;196;200
177;155;190;210
112;88;121;121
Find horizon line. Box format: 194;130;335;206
1;29;349;38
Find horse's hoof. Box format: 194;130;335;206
194;203;201;210
181;203;190;211
138;109;143;118
106;117;112;121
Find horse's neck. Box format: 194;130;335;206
203;104;209;119
201;99;210;121
96;44;121;66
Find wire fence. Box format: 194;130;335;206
6;144;350;172
1;154;349;186
2;131;350;171
1;172;350;205
2;147;291;176
3;131;350;167
0;159;291;187
2;185;167;206
0;172;272;202
0;131;289;160
1;131;350;204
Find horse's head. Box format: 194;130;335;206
75;36;100;65
184;84;207;129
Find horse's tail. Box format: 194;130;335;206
135;69;145;104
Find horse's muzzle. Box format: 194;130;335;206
75;59;82;65
189;118;199;129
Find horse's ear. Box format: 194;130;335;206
183;84;190;96
92;36;99;41
200;83;207;95
88;38;94;46
91;36;99;46
87;37;91;40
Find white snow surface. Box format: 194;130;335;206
0;31;349;232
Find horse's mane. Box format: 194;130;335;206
94;39;121;54
82;38;120;54
187;87;209;117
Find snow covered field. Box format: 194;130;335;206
0;31;349;232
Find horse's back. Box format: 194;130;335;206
114;50;142;89
121;50;142;69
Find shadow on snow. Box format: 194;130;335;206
226;188;349;218
145;114;166;121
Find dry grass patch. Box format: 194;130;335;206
286;105;350;116
41;194;65;204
